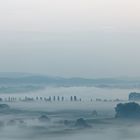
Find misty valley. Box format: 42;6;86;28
0;74;140;140
1;0;140;139
0;98;140;140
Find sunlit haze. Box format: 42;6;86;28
0;0;140;78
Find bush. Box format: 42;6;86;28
115;102;140;119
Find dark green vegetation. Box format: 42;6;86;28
129;92;140;101
115;102;140;119
75;118;90;128
0;104;10;110
38;115;50;122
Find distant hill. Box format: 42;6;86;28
0;72;139;93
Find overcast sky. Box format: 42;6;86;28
0;0;140;78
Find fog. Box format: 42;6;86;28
0;0;140;139
0;31;140;78
0;86;135;101
0;87;139;140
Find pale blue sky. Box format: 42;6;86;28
0;0;140;78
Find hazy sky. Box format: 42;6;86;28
0;0;140;78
